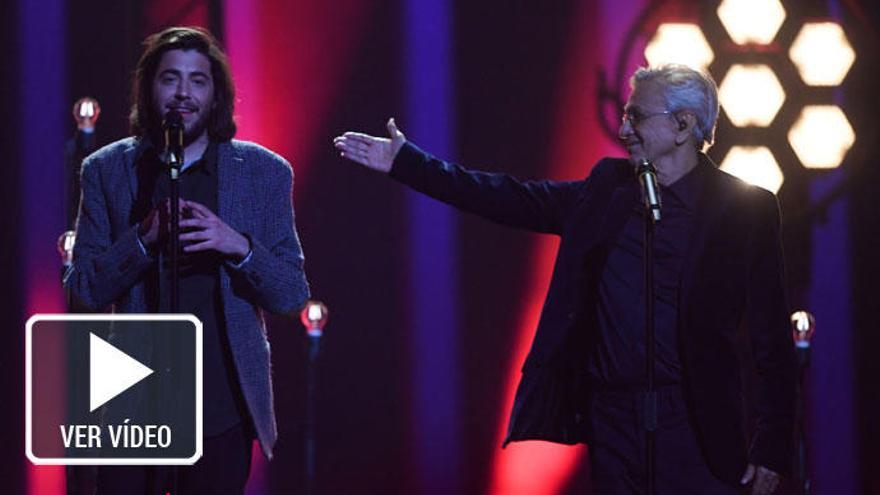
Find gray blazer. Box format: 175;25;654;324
64;137;310;459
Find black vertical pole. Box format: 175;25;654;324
644;212;657;495
166;124;183;313
300;301;328;495
305;334;321;495
164;119;183;494
795;347;811;494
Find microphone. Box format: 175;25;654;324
163;110;184;170
637;158;662;223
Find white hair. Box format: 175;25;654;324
631;64;720;149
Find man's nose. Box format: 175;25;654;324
174;81;191;99
619;119;633;140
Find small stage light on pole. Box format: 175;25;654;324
57;230;76;269
791;310;816;366
790;310;815;495
300;300;328;495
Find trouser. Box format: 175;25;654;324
95;422;253;495
587;385;743;495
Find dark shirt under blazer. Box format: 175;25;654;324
588;162;701;387
389;142;796;485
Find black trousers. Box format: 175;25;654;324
95;423;253;495
587;385;744;495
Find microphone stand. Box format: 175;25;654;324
644;208;657;495
794;350;810;495
305;331;320;495
791;311;815;495
163;116;183;495
165;122;183;313
638;159;661;495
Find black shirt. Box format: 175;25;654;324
136;143;247;435
587;163;703;387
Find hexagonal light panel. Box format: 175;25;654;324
717;0;786;45
720;146;784;193
788;105;855;169
719;65;785;127
789;22;856;86
644;23;714;72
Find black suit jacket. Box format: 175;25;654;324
390;142;796;485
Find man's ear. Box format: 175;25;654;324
674;112;697;145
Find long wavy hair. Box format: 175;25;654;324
129;26;236;142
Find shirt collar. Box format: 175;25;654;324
181;141;217;175
663;153;712;208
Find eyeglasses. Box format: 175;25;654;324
621;109;673;128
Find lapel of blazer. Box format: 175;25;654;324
123;138;150;202
595;162;638;251
679;155;730;309
569;159;637;254
217;140;247;231
605;182;639;245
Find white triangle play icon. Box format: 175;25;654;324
89;333;153;412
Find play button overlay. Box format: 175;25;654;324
26;314;202;465
89;333;154;413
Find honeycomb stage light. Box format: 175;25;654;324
788;105;855;170
719;64;786;127
717;0;786;45
720;146;784;193
644;23;714;73
789;22;856;87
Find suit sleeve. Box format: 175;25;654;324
63;156;154;310
225;158;310;315
389;142;584;235
746;192;797;475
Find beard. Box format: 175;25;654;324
150;107;212;147
182;110;211;145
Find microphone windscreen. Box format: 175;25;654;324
163;109;183;129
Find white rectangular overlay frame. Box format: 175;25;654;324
26;314;203;465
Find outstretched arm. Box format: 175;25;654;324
334;119;583;234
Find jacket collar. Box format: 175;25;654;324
216;140;247;230
679;153;731;291
123;138;244;227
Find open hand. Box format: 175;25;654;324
138;198;184;248
333;118;406;173
179;200;250;260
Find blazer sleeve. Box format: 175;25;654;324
389;142;584;235
224;156;310;315
746;191;797;475
63;155;154;310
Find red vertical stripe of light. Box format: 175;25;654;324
226;0;373;192
142;0;210;34
488;237;585;494
223;1;373;492
221;3;270;492
489;0;636;492
26;289;67;495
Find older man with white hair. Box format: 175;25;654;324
334;64;795;495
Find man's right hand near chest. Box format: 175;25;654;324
137;198;187;249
